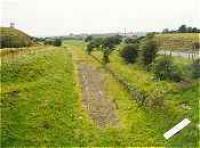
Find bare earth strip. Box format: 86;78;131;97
68;46;119;127
78;64;118;127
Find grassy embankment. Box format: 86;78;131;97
1;41;199;147
65;40;199;147
1;46;94;146
0;27;33;48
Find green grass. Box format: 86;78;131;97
154;33;200;50
64;40;199;147
1;42;199;147
1;47;95;146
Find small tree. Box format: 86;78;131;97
178;25;187;33
120;44;138;63
86;38;103;54
152;56;182;82
85;35;93;42
53;39;62;46
141;39;158;66
101;35;122;64
85;35;122;64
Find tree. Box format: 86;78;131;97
53;38;62;46
120;44;138;63
101;35;122;64
141;38;158;66
192;27;199;33
162;28;169;33
187;27;193;33
86;37;103;54
152;56;182;82
85;35;93;42
85;35;122;64
178;25;187;33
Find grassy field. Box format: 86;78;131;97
1;42;199;147
154;33;200;50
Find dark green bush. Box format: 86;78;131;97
44;39;62;46
53;39;62;46
120;44;138;63
140;39;158;66
152;56;182;82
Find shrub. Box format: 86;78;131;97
140;39;158;66
152;56;182;82
120;44;138;63
86;38;103;54
53;39;62;46
191;58;200;79
85;35;93;42
44;39;62;47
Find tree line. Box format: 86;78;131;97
85;33;200;82
162;25;200;33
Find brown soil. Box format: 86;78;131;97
78;64;119;127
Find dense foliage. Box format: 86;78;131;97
152;56;182;82
44;38;62;46
140;39;158;66
162;24;200;33
120;44;138;63
86;35;122;64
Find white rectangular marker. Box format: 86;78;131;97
163;118;191;140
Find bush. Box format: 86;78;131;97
140;39;158;66
53;39;62;46
85;35;93;42
152;56;182;82
120;44;138;63
191;59;200;79
44;39;62;46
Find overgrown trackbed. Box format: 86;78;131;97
68;46;119;127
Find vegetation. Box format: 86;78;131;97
1;23;199;147
44;38;62;46
65;40;199;147
152;56;182;82
120;44;138;63
140;38;158;66
162;24;200;33
191;58;200;79
0;27;32;48
86;35;122;64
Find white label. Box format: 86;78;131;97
163;118;191;139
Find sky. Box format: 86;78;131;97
1;0;200;36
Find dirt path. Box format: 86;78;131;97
68;46;119;127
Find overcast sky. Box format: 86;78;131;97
1;0;199;36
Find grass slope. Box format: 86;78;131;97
154;33;200;50
65;40;199;147
1;42;199;147
0;27;32;48
1;47;93;146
